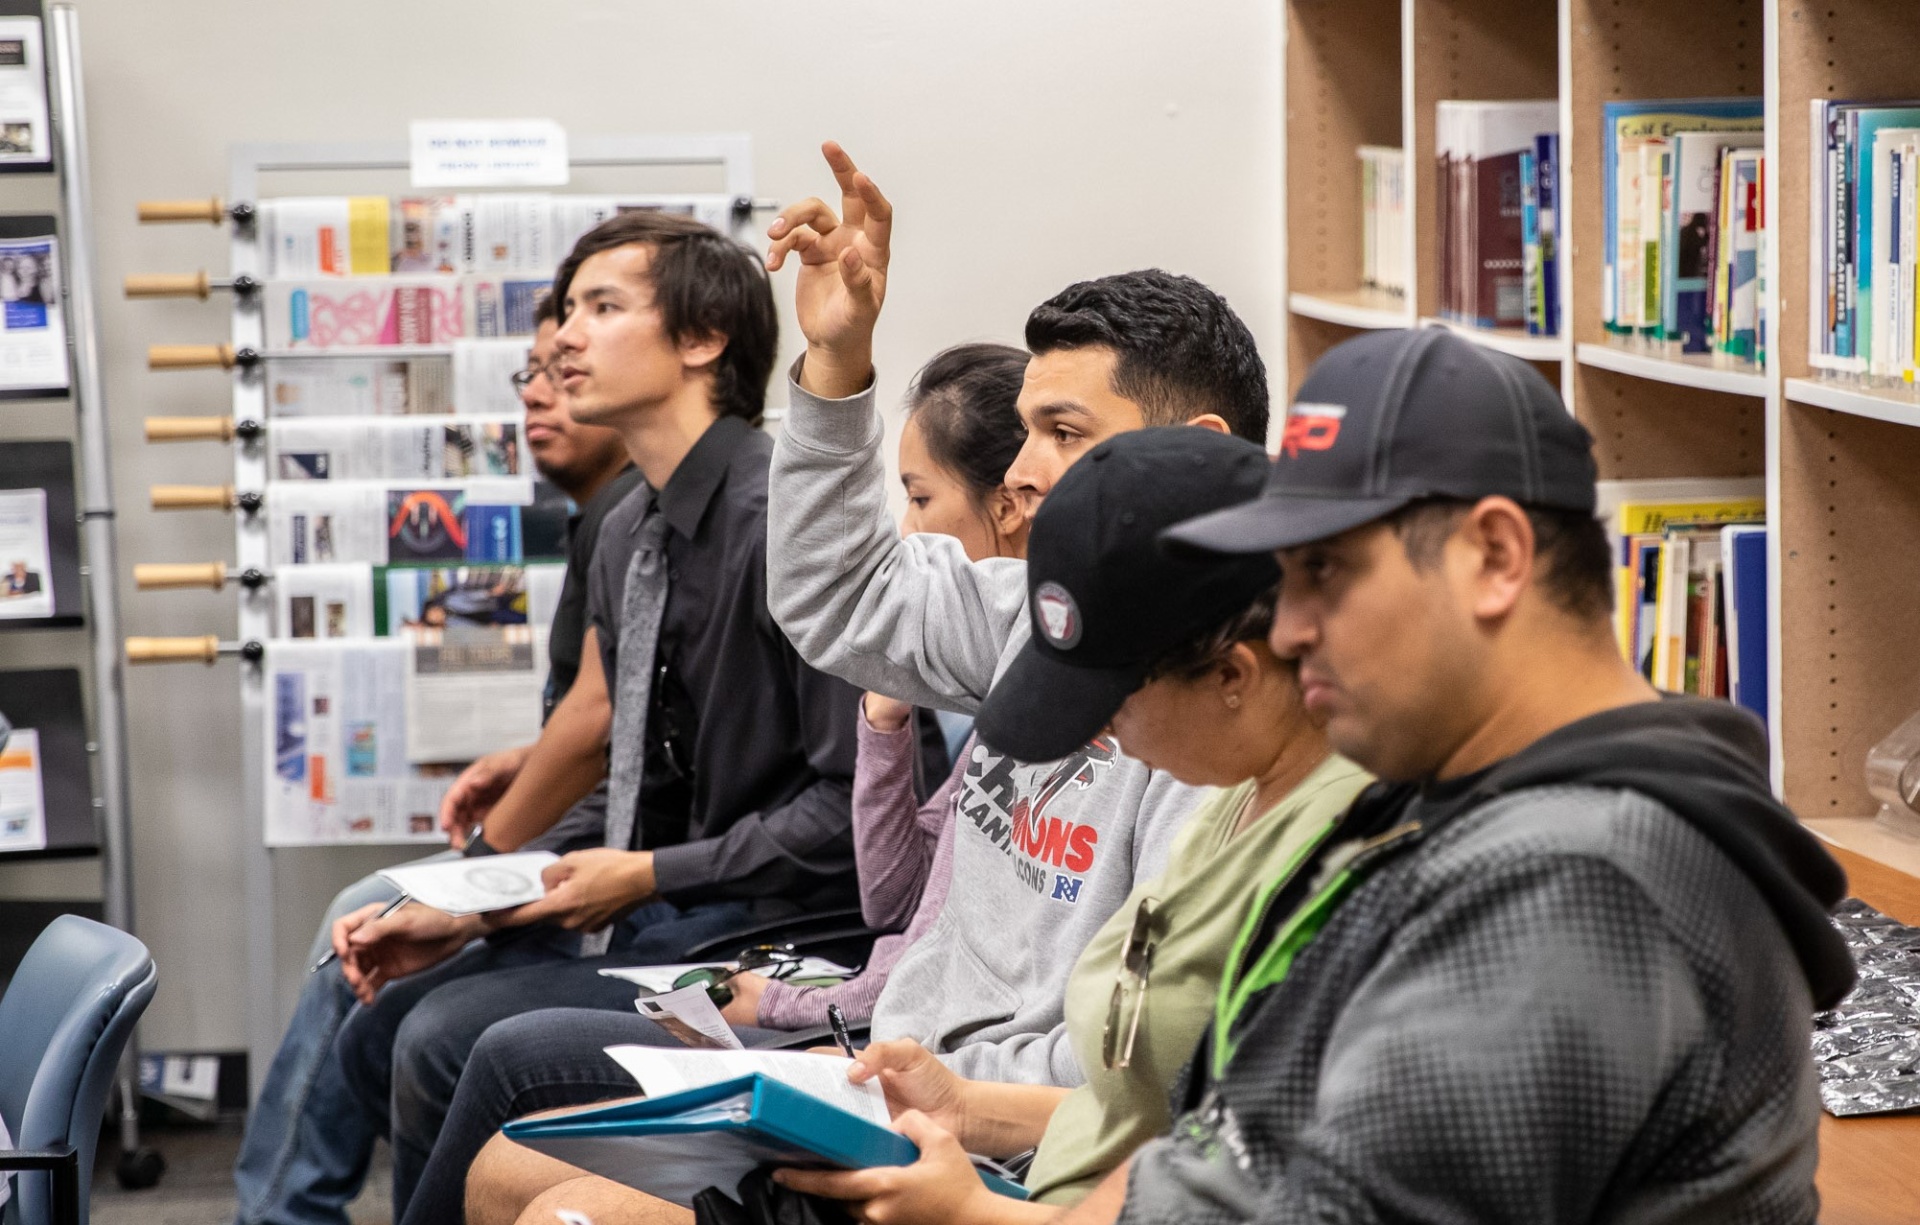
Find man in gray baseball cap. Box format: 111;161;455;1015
1085;329;1853;1225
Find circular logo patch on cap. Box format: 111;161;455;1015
1035;581;1082;649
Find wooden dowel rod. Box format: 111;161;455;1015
125;272;211;299
124;635;220;664
136;197;224;224
144;416;234;443
149;484;234;511
147;344;234;370
133;562;228;591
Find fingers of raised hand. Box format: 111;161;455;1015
852;172;893;252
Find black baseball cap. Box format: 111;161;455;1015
1164;328;1597;555
975;428;1279;764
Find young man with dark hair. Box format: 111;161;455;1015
230;289;638;1225
321;210;864;1219
1049;327;1852;1224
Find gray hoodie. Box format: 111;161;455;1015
768;371;1200;1087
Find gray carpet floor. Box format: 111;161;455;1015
87;1120;392;1225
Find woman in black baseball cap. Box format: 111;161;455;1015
775;428;1373;1218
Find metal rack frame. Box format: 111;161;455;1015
223;135;757;1090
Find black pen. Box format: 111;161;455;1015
309;893;410;974
827;1002;856;1058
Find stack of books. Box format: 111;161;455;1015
1434;100;1557;333
1612;494;1768;724
1809;100;1920;383
1601;99;1766;360
1358;146;1407;299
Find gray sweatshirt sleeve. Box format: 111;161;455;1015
1120;853;1710;1225
768;367;1029;714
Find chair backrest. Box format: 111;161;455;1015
0;915;156;1225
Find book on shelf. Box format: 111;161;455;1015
1435;101;1557;331
1610;494;1766;703
1601;99;1764;351
1358;145;1407;298
1521;133;1559;337
1808;100;1920;381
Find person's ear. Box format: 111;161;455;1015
677;329;729;372
987;485;1027;552
1456;496;1534;623
1183;413;1232;436
1214;641;1261;709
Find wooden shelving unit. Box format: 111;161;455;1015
1279;5;1920;1211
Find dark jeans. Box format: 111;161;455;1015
335;899;786;1221
397;1008;791;1225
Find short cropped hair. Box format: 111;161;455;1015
552;211;778;425
1386;497;1614;623
1024;270;1270;443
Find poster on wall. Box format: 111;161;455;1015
0;215;68;395
0;12;52;174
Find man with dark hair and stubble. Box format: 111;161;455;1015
321;210;867;1221
1033;327;1853;1224
230;288;639;1225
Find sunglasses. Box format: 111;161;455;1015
1102;897;1158;1070
671;944;804;1009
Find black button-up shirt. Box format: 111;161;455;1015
587;415;861;910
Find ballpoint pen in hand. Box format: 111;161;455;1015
309;893;411;974
827;1002;856;1058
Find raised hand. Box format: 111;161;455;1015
766;141;893;399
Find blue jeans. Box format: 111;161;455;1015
335;898;784;1221
398;1008;792;1225
230;856;455;1225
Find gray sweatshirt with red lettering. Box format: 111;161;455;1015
767;370;1200;1088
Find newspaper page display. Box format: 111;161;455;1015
263;639;452;845
0;232;66;393
275;562;374;640
454;339;533;417
0;18;50;169
404;624;547;763
268;356;453;417
270;417;524;482
0;486;52;619
0;725;46;853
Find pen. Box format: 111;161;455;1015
309;892;411;974
827;1002;856;1059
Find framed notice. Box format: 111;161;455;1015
0;3;51;175
0;668;96;858
0;213;67;395
0;438;79;628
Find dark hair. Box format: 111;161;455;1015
1148;587;1279;681
532;286;560;327
1024;269;1270;443
904;343;1029;504
1386;497;1613;622
551;211;778;424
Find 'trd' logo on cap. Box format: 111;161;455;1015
1035;582;1082;649
1280;401;1346;458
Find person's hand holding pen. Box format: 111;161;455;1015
327;898;482;1006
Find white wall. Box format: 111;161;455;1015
0;0;1282;1052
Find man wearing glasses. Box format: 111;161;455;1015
232;289;640;1225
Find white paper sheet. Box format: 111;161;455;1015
635;984;746;1050
0;726;47;853
377;849;556;915
402;625;547;763
0;234;67;393
602;1046;891;1128
0;487;53;619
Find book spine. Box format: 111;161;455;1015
1538;133;1560;336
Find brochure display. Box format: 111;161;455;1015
0;668;96;857
0;439;80;627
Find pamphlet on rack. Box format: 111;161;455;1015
275;563;374;640
377;850;557;914
0;224;66;394
0;486;52;619
0;724;47;853
263;639;454;845
0;17;51;171
268;356;454;417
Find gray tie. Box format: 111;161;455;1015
585;501;669;956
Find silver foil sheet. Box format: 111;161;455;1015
1812;898;1920;1116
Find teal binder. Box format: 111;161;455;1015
502;1072;1029;1208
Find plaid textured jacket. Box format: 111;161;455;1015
1120;698;1850;1225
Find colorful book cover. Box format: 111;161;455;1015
1667;131;1760;352
1535;132;1560;336
1849;105;1920;364
1520;148;1540;333
1724;152;1763;359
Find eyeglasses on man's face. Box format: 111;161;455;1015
510;359;564;392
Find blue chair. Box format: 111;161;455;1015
0;915;157;1225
